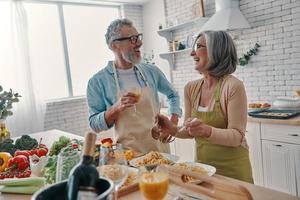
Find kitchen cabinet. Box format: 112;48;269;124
246;118;300;197
157;17;208;68
262;140;297;195
245;122;264;186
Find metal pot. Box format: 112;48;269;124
32;177;114;200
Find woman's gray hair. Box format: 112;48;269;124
196;30;237;77
105;18;133;49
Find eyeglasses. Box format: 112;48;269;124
192;34;206;51
113;33;143;44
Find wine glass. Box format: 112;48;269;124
139;165;169;200
98;143;128;200
123;87;142;115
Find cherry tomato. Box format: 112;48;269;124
72;143;78;149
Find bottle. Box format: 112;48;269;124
67;132;99;200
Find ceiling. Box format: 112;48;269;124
92;0;150;4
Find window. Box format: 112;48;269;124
24;2;119;100
63;5;118;96
25;3;69;100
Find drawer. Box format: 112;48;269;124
261;124;300;144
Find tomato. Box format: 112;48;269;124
71;143;78;149
37;148;47;157
29;149;38;156
0;174;5;179
39;144;48;153
24;170;31;177
101;138;113;144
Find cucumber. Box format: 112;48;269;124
0;177;45;187
0;185;41;194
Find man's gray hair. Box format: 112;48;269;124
105;18;133;48
197;31;237;77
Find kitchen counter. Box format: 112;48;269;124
1;129;300;200
248;115;300;126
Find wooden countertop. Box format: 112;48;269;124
1;129;299;200
248;115;300;126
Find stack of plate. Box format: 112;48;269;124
272;97;300;110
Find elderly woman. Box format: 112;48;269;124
154;30;253;183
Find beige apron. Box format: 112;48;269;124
112;63;170;154
193;79;253;183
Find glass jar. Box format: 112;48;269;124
0;119;10;144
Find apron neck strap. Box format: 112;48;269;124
214;78;223;103
112;62;121;95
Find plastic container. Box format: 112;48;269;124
56;149;80;182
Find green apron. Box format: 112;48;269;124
193;79;253;183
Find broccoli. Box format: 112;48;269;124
0;138;17;155
15;135;38;150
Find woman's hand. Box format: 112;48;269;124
184;118;212;138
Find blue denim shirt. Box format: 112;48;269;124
87;61;182;132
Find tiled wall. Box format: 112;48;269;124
165;0;300;103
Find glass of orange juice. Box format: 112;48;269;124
126;87;142;115
139;165;169;200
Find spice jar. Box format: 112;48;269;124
172;40;178;51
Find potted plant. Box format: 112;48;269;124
0;85;21;143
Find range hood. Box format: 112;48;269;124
200;0;251;32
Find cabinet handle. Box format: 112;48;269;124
273;144;282;147
288;134;298;137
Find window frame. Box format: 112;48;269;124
24;0;121;98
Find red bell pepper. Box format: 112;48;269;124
7;155;29;171
14;150;30;160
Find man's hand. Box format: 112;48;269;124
170;113;179;125
113;92;138;112
104;92;138;126
151;114;177;143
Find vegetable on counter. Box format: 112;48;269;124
15;135;38;150
0;152;12;172
7;155;29;171
0;185;41;194
0;139;17;155
14;150;30;160
0;177;45;194
49;136;70;156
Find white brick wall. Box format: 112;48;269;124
44;97;91;136
121;4;144;34
164;0;300;104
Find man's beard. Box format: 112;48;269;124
123;51;141;65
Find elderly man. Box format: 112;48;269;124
87;18;181;154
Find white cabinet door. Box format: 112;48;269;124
246;122;264;186
262;140;297;195
293;144;300;197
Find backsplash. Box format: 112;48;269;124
164;0;300;104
